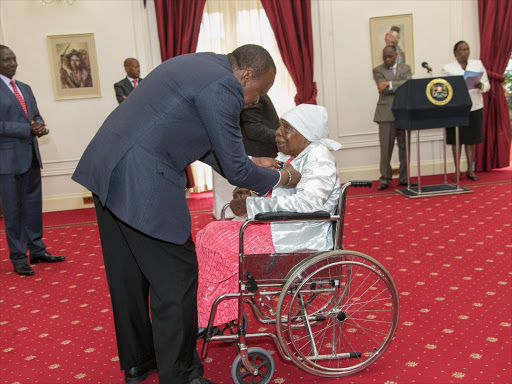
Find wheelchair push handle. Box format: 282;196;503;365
254;211;331;222
348;180;372;188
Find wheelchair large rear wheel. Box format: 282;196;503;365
275;250;399;377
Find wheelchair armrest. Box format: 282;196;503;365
254;210;331;221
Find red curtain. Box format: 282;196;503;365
151;0;207;188
260;0;317;105
476;0;512;171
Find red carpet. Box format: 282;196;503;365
1;171;511;384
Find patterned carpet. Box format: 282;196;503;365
0;171;511;384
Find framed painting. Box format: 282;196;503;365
370;14;415;73
47;33;101;100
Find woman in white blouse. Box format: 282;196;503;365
442;41;490;181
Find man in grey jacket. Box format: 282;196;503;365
373;45;412;190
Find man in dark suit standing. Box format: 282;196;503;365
373;45;412;190
72;45;300;384
240;94;279;157
0;45;65;276
113;58;142;104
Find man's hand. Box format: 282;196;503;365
233;187;252;200
475;82;483;90
30;121;49;137
377;81;390;93
279;163;301;188
252;157;281;169
230;197;247;216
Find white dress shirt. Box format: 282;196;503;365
0;74;25;100
442;59;490;111
126;76;139;88
387;62;398;90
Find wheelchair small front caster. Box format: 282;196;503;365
231;347;274;384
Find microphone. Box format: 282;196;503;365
421;62;433;73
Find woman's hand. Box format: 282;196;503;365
230;197;247;216
232;187;251;200
252;157;281;169
475;82;483;90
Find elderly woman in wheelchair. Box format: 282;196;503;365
196;104;399;383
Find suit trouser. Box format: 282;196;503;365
93;196;203;384
378;121;408;185
0;148;46;265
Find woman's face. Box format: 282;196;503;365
275;119;310;157
454;42;470;63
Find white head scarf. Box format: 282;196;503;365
280;104;342;151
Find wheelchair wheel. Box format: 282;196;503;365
231;347;275;384
275;250;399;377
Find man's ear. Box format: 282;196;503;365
240;69;254;87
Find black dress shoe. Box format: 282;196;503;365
14;263;35;276
125;359;157;384
377;184;389;191
189;377;217;384
30;253;65;264
398;182;418;187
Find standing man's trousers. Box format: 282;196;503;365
378;121;408;186
93;196;203;384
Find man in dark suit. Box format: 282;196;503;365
113;58;142;104
240;94;279;157
0;45;65;276
373;45;413;191
72;45;300;384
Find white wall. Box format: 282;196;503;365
0;0;481;211
311;0;480;181
0;0;160;211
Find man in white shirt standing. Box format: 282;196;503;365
372;45;413;190
114;57;143;104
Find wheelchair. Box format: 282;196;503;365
201;181;399;384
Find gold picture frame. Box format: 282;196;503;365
370;14;415;73
47;33;101;100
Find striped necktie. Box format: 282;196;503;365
10;80;28;118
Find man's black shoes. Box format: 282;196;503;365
30;253;65;263
124;359;157;383
377;184;389;191
14;263;35;276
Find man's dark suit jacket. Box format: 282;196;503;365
73;53;279;245
114;77;143;104
240;94;279;158
0;80;43;174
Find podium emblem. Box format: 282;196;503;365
426;78;453;106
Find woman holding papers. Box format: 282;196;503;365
442;41;490;181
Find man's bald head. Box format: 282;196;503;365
124;58;140;79
382;46;397;68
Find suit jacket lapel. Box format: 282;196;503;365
123;77;134;91
382;64;394;81
0;79;28;120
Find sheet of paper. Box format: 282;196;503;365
464;71;483;89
